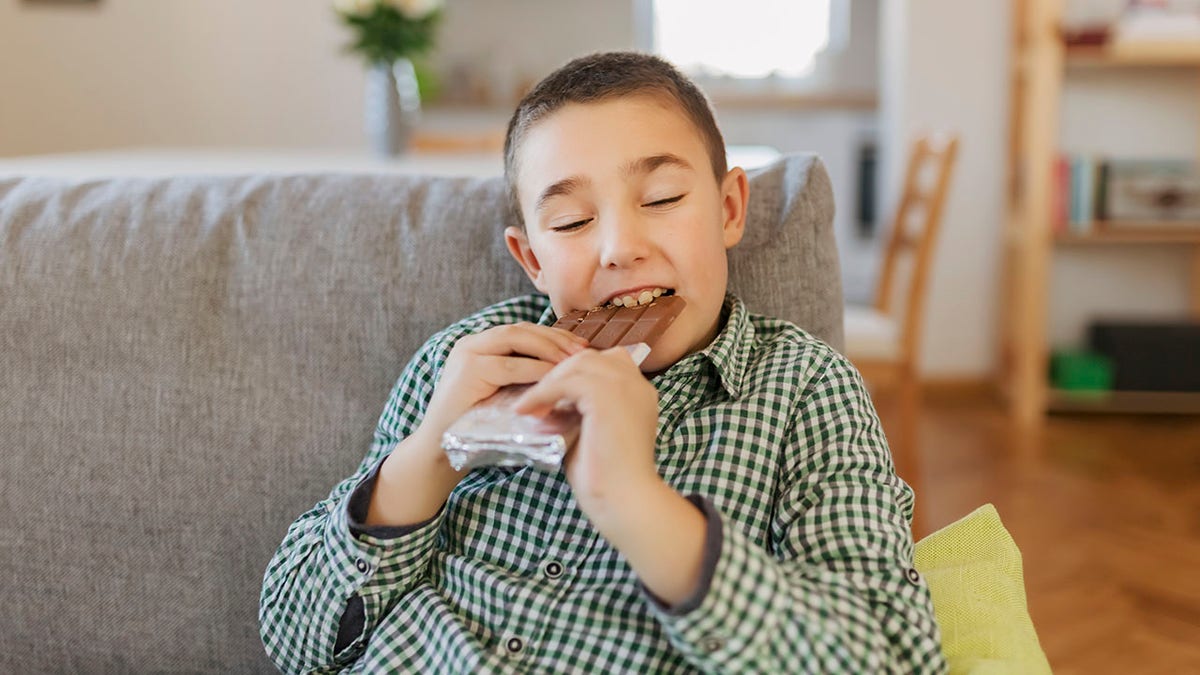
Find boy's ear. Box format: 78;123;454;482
720;167;749;249
505;226;548;293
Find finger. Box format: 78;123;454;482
469;324;587;362
476;354;558;388
499;323;589;356
512;344;651;415
512;367;585;417
512;347;620;416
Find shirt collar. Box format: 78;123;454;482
537;299;557;326
683;292;752;399
538;292;753;399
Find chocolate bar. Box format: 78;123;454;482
552;294;685;348
442;294;686;472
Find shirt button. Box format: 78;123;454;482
906;567;921;584
700;635;724;653
504;636;525;655
355;559;370;574
542;560;564;580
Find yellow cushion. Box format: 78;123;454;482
914;504;1052;675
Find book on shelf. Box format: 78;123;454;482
1060;1;1200;52
1113;1;1200;43
1054;154;1103;233
1052;154;1200;234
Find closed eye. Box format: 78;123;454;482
551;218;592;233
645;194;685;207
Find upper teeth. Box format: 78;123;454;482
610;287;667;307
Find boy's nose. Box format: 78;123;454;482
598;215;652;269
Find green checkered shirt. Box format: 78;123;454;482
259;293;946;674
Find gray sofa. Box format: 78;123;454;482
0;154;841;672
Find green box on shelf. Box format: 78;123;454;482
1050;350;1113;391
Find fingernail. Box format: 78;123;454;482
623;342;651;366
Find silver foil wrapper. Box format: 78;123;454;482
441;384;580;472
441;343;650;472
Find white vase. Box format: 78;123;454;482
365;58;421;157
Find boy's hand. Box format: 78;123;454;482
369;323;586;530
512;346;710;606
419;323;589;441
512;346;662;527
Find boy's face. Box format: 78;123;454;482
505;95;748;373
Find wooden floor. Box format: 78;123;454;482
889;394;1200;674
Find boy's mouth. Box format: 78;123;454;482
600;287;675;309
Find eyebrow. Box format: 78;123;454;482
534;176;589;213
624;152;694;179
533;153;694;213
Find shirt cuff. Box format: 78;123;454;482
644;501;789;671
321;456;447;599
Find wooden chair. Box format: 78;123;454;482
844;133;959;537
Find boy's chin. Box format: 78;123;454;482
639;354;674;376
638;339;687;376
638;313;721;375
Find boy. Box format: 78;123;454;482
260;51;946;673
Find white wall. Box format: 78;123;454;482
433;0;636;104
0;0;372;154
878;0;1010;379
7;1;1029;380
0;0;647;155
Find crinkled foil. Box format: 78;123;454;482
442;384;581;472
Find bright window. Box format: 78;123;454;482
649;0;834;79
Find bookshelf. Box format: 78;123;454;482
1049;388;1200;414
1066;41;1200;66
1003;0;1200;423
1056;228;1200;245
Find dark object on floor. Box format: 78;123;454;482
1088;320;1200;391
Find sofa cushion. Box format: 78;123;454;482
0;154;839;671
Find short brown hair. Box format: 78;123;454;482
503;51;727;223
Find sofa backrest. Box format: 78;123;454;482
0;154;840;672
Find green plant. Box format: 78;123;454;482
334;0;443;65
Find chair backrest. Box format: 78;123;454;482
875;133;959;360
